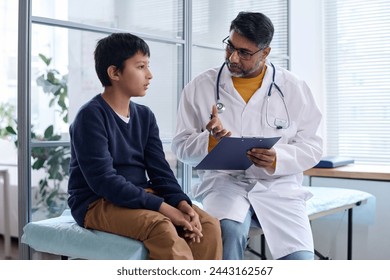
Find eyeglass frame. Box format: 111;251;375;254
222;36;263;60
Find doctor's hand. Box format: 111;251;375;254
206;105;232;141
247;147;277;173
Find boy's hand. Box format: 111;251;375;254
178;201;202;243
158;202;203;242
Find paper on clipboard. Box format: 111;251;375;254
194;136;281;170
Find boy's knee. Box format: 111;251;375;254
152;217;176;233
197;209;221;234
208;216;221;229
141;215;178;241
202;217;221;238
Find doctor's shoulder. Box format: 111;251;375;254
275;67;312;91
186;67;219;88
273;65;302;82
180;68;216;100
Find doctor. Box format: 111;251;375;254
172;12;323;260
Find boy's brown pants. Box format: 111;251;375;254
84;198;222;260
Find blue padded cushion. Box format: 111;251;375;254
21;209;148;260
21;188;373;260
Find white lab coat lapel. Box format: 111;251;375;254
217;65;272;137
241;66;273;137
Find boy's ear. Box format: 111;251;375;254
107;65;120;82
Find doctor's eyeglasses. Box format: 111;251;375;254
222;36;262;60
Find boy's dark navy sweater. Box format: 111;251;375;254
68;94;190;227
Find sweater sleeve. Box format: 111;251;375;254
143;110;192;207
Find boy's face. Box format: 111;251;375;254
116;51;153;97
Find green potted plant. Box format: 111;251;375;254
0;103;15;139
3;53;70;217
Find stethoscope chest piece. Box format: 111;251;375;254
216;102;225;114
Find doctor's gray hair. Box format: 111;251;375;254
230;12;274;50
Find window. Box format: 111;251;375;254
18;0;185;223
192;0;289;77
323;0;390;165
32;0;183;39
0;0;18;188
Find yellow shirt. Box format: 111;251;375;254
232;66;266;103
208;66;267;152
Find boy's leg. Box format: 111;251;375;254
188;205;223;260
84;198;193;260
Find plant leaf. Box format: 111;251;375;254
44;125;54;139
5;126;17;135
38;53;51;66
32;158;45;170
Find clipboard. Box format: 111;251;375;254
194;136;281;170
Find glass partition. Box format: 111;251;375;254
32;0;184;39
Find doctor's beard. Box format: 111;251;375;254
225;59;262;78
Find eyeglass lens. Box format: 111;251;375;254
223;37;258;60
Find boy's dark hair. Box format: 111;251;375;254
94;33;150;87
230;12;274;50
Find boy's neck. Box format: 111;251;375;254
101;88;130;117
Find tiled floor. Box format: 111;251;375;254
0;235;19;260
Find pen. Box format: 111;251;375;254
208;114;216;135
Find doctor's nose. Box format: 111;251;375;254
228;50;240;63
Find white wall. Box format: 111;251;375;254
0;140;18;237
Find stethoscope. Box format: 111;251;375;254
215;61;290;129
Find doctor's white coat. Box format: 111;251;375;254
172;63;323;259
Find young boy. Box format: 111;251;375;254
67;33;222;260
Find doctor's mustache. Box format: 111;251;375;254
225;59;241;70
224;59;255;77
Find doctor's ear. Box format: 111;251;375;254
262;47;271;59
107;65;120;81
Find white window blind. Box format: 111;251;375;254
323;0;390;165
192;0;289;72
